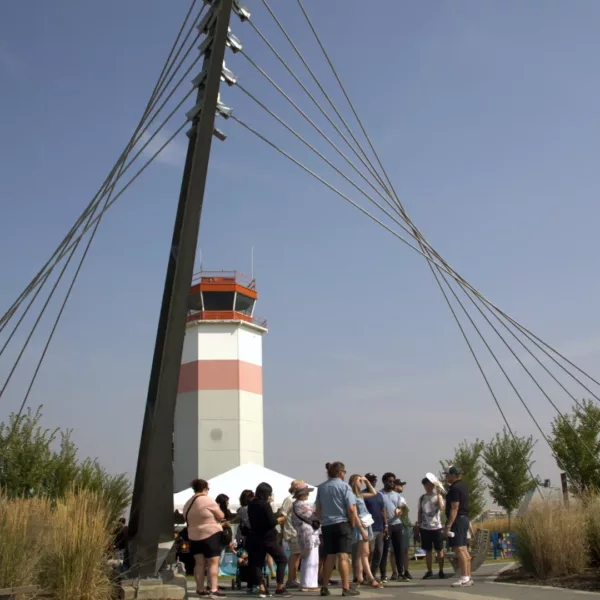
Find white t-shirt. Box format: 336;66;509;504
419;493;443;530
280;495;298;541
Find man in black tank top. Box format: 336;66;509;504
443;467;473;588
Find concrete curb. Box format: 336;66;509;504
485;562;600;596
484;561;517;582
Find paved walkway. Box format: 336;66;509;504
189;565;600;599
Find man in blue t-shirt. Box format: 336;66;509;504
379;472;407;582
316;461;359;597
363;473;386;579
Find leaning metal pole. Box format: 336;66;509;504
128;0;235;577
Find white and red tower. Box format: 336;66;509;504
174;271;267;490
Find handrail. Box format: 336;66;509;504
191;270;256;289
186;310;267;328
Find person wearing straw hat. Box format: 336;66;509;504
291;482;320;591
280;480;305;588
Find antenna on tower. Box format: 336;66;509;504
251;246;254;280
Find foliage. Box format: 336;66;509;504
0;493;49;590
0;406;130;525
0;406;58;498
474;516;510;534
0;490;112;599
440;439;486;520
584;495;600;567
482;428;538;524
39;490;112;600
514;501;588;579
548;400;600;496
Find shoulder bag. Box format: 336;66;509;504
360;512;375;528
293;501;320;531
180;494;201;542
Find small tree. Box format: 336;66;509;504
482;428;538;529
549;400;600;495
0;406;130;524
440;439;486;520
0;407;57;497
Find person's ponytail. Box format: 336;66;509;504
326;461;346;478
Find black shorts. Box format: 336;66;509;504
449;515;469;548
420;528;444;552
190;531;223;558
322;522;352;556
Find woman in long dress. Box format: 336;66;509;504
349;475;383;588
290;483;320;591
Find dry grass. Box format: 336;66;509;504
515;501;588;579
0;490;112;600
475;516;510;533
0;494;49;596
581;495;600;567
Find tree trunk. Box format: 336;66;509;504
508;511;511;532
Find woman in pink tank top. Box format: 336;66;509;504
183;479;225;597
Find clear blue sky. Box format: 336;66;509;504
2;0;600;509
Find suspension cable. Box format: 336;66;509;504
230;114;478;275
236;64;403;224
0;79;197;344
231;111;595;476
0;0;206;331
244;21;389;196
258;0;389;195
235;83;426;247
292;0;600;395
425;257;543;493
0;116;189;401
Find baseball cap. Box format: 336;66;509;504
444;466;462;476
395;479;407;486
365;473;377;483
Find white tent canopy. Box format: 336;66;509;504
174;463;317;513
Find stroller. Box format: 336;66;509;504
232;547;270;591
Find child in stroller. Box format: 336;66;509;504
233;547;270;591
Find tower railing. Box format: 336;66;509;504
186;310;267;328
191;270;256;289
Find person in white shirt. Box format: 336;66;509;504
417;476;446;580
280;480;305;588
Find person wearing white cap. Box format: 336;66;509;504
418;474;446;580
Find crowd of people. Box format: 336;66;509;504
181;462;473;598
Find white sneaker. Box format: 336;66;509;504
451;579;473;587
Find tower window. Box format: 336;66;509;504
203;291;235;311
235;293;255;315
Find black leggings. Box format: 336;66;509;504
248;537;287;587
381;524;404;577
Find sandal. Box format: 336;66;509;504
369;580;383;589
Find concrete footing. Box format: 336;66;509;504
118;571;188;600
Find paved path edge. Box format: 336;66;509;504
485;562;600;596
